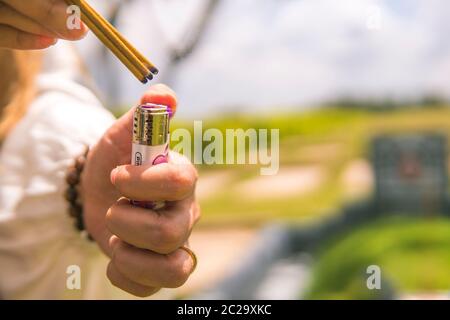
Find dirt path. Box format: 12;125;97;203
176;228;257;297
234;166;325;199
196;170;235;200
340;159;373;199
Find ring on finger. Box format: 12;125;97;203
180;246;197;274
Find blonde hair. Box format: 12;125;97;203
0;50;42;144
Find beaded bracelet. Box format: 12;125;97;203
65;146;89;233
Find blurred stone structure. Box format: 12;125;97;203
372;134;448;214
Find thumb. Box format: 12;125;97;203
140;84;178;118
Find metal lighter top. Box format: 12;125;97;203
133;103;170;146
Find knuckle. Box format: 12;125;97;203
41;0;59;21
153;219;185;254
114;170;133;195
14;31;23;48
165;253;190;288
168;166;196;200
105;207;114;227
41;0;85;39
13;32;38;50
140;213;155;235
111;245;126;270
105;204;122;232
107;263;156;298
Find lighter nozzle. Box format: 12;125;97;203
133;104;170;146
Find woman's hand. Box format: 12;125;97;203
0;0;87;49
82;84;200;297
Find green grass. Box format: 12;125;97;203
190;106;450;227
305;216;450;299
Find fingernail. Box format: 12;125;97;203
108;236;120;251
38;36;58;47
110;166;120;185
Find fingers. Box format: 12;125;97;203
111;153;198;202
110;237;195;288
102;83;193;296
0;24;57;49
106;197;197;253
107;262;160;297
140;84;178;117
0;3;56;38
2;0;87;40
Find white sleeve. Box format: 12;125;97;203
0;85;117;299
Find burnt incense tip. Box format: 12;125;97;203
150;67;159;75
146;73;154;81
140;77;148;84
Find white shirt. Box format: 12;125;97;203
0;44;122;299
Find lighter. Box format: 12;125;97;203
132;103;170;209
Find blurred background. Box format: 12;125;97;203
77;0;450;299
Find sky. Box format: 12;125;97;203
77;0;450;119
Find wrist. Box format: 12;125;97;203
65;146;91;237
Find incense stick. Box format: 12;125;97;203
65;0;157;83
79;0;159;75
